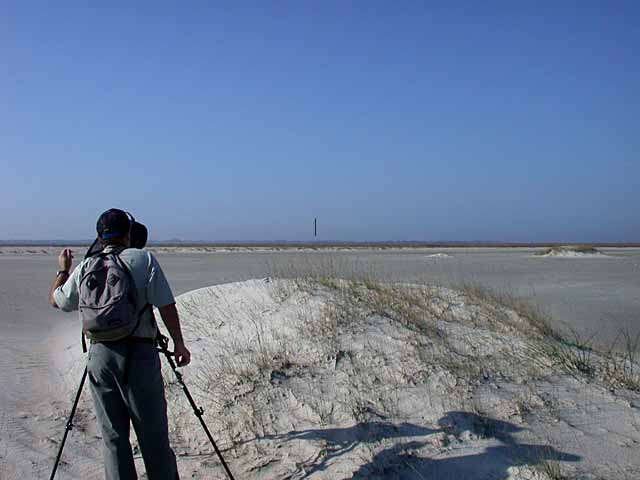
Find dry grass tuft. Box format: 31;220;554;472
601;329;640;392
531;326;640;392
536;458;572;479
458;283;563;341
536;329;597;380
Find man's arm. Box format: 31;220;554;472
158;303;191;366
49;249;73;308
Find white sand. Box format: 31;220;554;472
3;279;640;479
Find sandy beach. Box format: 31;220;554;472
1;247;640;478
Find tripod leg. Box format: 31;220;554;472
158;343;236;480
49;366;88;480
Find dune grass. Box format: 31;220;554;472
457;282;562;341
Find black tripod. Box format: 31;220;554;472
49;367;87;480
156;334;236;480
49;336;236;480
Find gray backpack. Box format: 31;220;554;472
79;253;142;342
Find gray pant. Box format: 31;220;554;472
87;341;179;480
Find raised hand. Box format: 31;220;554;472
58;248;74;272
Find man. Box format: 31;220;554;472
49;208;191;480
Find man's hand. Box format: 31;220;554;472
58;248;73;272
50;249;73;308
173;342;191;367
158;303;191;366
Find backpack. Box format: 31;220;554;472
79;252;143;342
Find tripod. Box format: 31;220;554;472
49;336;236;480
156;334;236;480
49;367;87;480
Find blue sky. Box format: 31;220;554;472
1;1;638;242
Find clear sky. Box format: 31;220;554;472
1;1;638;242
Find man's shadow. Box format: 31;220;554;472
269;411;580;479
262;422;438;477
352;411;580;479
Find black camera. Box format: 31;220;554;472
129;221;148;249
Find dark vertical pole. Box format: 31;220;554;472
314;218;317;237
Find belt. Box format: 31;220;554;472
89;336;156;345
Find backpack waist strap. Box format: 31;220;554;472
89;336;156;345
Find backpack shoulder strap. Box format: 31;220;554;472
84;238;101;260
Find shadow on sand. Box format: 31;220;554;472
269;411;580;479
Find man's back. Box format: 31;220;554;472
54;246;175;339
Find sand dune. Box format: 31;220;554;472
165;279;639;479
535;246;608;258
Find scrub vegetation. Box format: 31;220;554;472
534;245;603;256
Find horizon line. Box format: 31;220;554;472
1;240;640;248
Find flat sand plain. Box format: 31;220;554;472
4;246;638;343
1;247;639;478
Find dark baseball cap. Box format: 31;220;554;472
96;208;131;240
